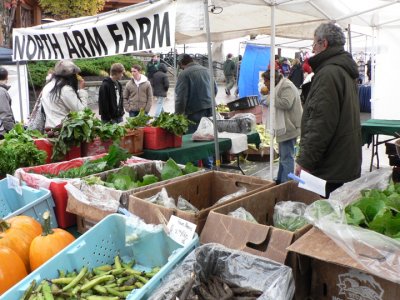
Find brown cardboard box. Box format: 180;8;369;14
288;228;400;300
200;181;321;299
76;215;97;234
128;171;274;233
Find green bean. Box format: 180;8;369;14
41;281;54;300
93;285;107;295
114;255;122;270
86;296;119;300
80;275;114;292
21;280;36;300
105;287;129;298
134;274;149;284
51;278;74;285
62;266;88;291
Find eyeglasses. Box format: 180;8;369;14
312;40;323;48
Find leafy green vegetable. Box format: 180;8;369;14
140;174;159;186
0;139;46;177
56;145;130;178
51;108;126;161
161;158;183;180
125;109;151;129
183;162;199;174
345;182;400;239
151;112;194;136
4;123;44;142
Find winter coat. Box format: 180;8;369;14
223;59;236;77
152;65;169;97
296;46;362;184
0;83;15;132
41;79;88;128
288;64;304;88
175;62;217;115
123;75;153;113
98;77;124;121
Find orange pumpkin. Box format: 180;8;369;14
29;211;75;271
0;246;28;295
0;219;35;271
6;216;42;239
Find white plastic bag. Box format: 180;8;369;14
192;117;214;141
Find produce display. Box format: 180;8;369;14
0;124;47;177
0;246;28;294
29;211;75;271
125;109;151;129
345;182;400;240
174;274;262;300
273;201;308;232
83;159;199;191
150;112;194;136
20;255;160;300
0;216;42;271
50;108;126;161
38;145;131;178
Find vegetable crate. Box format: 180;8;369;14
200;181;321;300
67;161;205;233
33;139;82;163
143;127;182;150
15;154;106;228
0;178;58;228
120;128;144;154
81;138;113;157
227;95;259;111
128;171;275;234
1;214;199;300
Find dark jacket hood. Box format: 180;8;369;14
309;46;359;79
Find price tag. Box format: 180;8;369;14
167;215;196;246
7;174;23;195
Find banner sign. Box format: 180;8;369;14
13;0;175;61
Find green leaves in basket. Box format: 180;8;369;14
125;109;151;129
161;158;183;180
345;182;400;240
151;112;194;136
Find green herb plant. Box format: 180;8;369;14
150;112;194;136
51;108;126;161
125;109;151;130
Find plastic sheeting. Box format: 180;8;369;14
149;243;294;300
304;168;400;283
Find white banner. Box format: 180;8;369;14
12;0;175;61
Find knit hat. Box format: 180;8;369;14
54;60;81;77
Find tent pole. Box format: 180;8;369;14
269;3;276;181
203;0;220;169
16;61;24;122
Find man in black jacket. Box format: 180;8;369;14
295;23;362;197
98;63;125;123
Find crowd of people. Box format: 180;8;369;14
0;22;362;196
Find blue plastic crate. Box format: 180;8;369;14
0;178;57;228
2;214;199;299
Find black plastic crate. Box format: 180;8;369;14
227;95;259;111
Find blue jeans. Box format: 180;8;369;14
129;111;140;117
154;96;165;117
276;138;296;184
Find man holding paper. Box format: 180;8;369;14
295;23;362;197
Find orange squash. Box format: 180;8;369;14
0;219;34;271
0;246;28;295
29;211;75;271
6;215;42;239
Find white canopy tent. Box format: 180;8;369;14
11;0;400;176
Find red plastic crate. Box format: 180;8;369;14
34;139;81;163
81;138;113;157
143;127;172;150
49;181;76;228
171;135;183;148
120;128;144;154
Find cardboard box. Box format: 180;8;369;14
288;228;400;300
66;161;205;226
128;171;275;233
76;215;97;234
200;181;321;299
120;128;144;154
